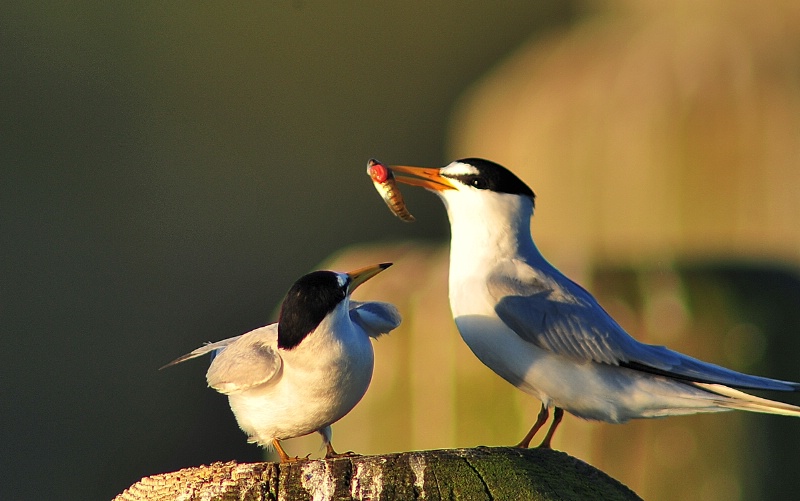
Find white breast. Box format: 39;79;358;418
229;306;375;444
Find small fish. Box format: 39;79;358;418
367;158;416;222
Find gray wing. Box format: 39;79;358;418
349;301;402;338
489;261;799;391
160;335;244;370
205;324;282;394
161;324;282;395
488;266;645;366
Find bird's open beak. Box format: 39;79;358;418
390;165;456;191
347;262;393;292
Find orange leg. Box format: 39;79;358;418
271;439;311;463
272;438;293;462
537;407;563;449
514;403;549;448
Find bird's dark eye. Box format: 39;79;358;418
470;177;488;189
449;173;492;190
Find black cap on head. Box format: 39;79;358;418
278;270;347;350
449;158;535;203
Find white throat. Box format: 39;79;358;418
438;189;543;316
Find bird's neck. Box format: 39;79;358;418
443;194;545;297
284;301;371;366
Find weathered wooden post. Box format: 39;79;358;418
115;447;641;500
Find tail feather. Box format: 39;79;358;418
159;336;242;370
695;383;800;417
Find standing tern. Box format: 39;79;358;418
390;158;800;448
162;263;401;461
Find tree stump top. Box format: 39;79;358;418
115;447;641;500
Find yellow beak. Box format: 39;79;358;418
346;262;393;292
390;165;456;191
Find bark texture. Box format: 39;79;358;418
115;447;642;501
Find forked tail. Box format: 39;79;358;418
695;383;800;417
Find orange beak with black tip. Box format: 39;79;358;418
390;165;456;192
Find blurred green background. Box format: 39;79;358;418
3;1;800;500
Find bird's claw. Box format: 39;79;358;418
325;450;359;459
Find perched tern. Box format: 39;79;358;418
391;158;800;448
162;263;400;461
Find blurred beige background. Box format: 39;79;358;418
4;1;800;500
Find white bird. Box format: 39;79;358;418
162;263;400;461
391;158;800;448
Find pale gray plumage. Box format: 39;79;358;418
165;301;400;394
488;263;800;391
349;300;403;338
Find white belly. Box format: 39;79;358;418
453;312;728;423
229;337;374;444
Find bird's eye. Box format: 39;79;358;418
470;177;488;189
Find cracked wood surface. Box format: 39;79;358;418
115;447;642;501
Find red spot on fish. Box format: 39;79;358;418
368;162;389;183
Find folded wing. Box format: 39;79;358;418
205;324;282;394
489;262;800;392
161;324;283;395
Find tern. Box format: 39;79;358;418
162;263;401;461
391;158;800;448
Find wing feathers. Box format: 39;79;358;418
490;261;800;392
162;300;400;394
159;336;242;370
161;325;282;395
695;383;800;416
205;325;282;394
349;300;402;338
